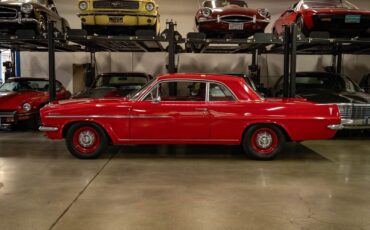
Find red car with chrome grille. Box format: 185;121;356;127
273;0;370;38
39;74;342;160
195;0;270;38
0;77;71;129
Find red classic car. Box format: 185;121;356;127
273;0;370;38
195;0;270;38
39;74;342;160
73;72;152;99
0;77;71;129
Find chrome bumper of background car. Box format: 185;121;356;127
340;119;370;130
78;12;157;17
198;18;269;24
39;126;59;132
0;17;38;24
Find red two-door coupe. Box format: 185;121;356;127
195;0;270;38
273;0;370;38
0;77;71;129
39;74;342;160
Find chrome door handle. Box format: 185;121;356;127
194;108;208;111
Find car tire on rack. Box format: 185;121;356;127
296;16;308;37
66;122;108;159
243;124;285;160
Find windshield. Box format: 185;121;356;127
0;80;50;92
302;0;358;10
94;74;149;88
295;75;363;93
203;0;248;8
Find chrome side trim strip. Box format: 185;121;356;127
39;126;59;132
45;115;172;119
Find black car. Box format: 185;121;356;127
0;0;69;36
272;72;370;129
360;73;370;93
73;72;153;99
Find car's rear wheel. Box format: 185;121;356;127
66;123;108;159
296;16;309;37
243;124;285;160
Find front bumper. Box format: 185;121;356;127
78;12;158;26
198;18;269;32
0;17;38;25
340;119;370;130
39;126;59;132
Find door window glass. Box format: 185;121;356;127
145;81;206;101
209;83;235;102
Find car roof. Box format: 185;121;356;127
7;77;49;81
157;73;245;83
98;72;149;77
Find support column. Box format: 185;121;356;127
48;21;56;102
283;25;290;98
167;20;176;74
290;24;297;98
336;53;342;75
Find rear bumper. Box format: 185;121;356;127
0;112;35;127
310;14;370;37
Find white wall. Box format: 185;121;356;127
20;0;370;93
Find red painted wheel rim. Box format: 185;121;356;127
72;126;101;155
250;128;279;155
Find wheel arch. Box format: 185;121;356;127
242;122;292;143
62;120;114;144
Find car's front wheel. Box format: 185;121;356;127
66;123;108;159
243;124;285;160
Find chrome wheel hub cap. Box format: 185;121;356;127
256;132;273;149
78;131;95;148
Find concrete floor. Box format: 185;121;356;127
0;131;370;230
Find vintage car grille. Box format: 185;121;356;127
339;104;370;120
93;1;140;9
0;110;16;118
0;7;18;19
221;16;253;23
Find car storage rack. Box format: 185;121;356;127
66;30;167;52
0;31;83;52
185;32;282;54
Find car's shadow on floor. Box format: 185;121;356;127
108;143;330;162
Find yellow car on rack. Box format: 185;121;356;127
77;0;160;35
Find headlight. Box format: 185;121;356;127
257;8;270;18
21;3;33;14
201;8;212;17
79;1;88;10
22;103;32;112
146;2;155;11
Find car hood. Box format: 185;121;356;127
0;91;44;110
211;5;259;17
297;89;370;104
